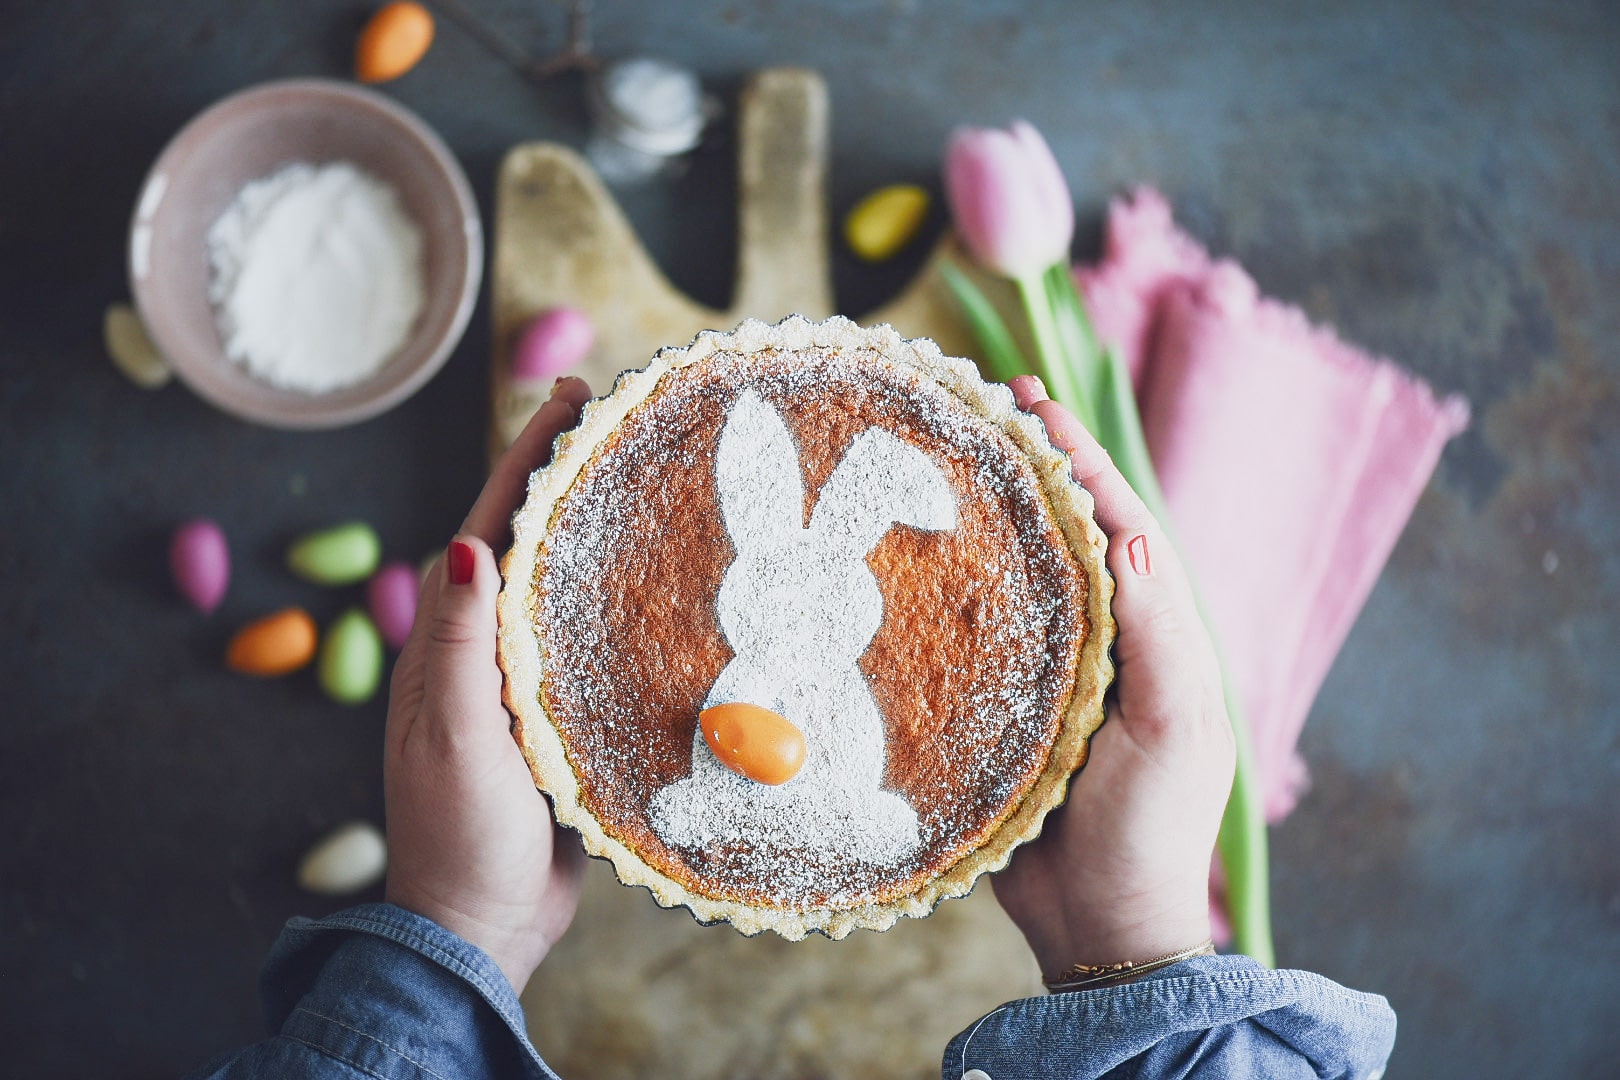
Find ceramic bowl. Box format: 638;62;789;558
129;79;481;429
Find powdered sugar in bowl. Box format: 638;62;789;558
129;79;481;429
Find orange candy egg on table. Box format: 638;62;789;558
226;608;318;676
355;2;435;84
700;703;807;786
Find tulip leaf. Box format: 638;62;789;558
939;260;1030;384
1044;263;1105;388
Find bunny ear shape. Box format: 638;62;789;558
809;429;956;555
716;389;809;547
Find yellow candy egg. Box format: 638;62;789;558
700;702;807;786
844;183;931;262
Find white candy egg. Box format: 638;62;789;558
297;821;388;895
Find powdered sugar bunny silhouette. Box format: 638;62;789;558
650;389;956;865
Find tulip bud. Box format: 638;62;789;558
944;120;1075;280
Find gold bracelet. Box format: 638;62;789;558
1042;939;1216;993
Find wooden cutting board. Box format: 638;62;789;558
488;67;1025;457
494;68;1039;1080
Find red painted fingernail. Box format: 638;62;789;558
1127;533;1152;576
447;540;475;585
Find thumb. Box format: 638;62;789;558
1104;527;1226;749
420;535;506;740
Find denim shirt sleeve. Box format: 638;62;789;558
187;902;561;1080
943;954;1395;1080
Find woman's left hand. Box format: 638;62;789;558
383;378;593;993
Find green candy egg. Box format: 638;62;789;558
287;522;382;585
318;608;384;705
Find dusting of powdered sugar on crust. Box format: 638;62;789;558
532;344;1088;911
648;389;956;864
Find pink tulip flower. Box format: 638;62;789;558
944;120;1076;281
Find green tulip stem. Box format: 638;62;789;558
1016;273;1096;433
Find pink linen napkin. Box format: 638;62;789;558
1077;189;1470;826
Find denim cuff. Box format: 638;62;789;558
260;902;560;1080
944;954;1395;1080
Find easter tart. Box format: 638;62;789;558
497;316;1115;939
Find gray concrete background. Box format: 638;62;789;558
2;1;1616;1076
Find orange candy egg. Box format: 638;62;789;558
355;2;436;84
700;702;807;786
226;607;319;676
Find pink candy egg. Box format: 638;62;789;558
512;306;594;383
170;518;230;614
367;560;420;649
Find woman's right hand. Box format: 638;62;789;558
992;376;1235;979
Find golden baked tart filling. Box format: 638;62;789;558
497;316;1114;939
